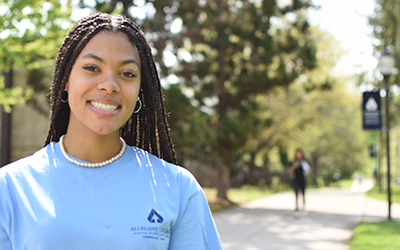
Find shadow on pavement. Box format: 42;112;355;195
215;205;384;250
214;181;398;250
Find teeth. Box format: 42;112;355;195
91;101;118;111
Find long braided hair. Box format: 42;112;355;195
45;13;177;165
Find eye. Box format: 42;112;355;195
83;65;99;72
121;71;137;78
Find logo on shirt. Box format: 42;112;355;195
148;209;163;223
130;209;169;242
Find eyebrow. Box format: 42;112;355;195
82;53;140;69
82;53;104;63
121;59;141;69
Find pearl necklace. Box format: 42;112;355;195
59;135;126;168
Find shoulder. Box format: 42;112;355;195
0;145;51;181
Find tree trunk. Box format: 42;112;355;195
311;151;319;187
278;146;290;186
245;151;258;185
263;154;273;187
216;157;231;202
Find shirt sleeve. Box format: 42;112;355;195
169;189;223;250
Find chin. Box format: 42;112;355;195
90;127;120;136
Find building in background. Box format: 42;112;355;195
0;69;51;166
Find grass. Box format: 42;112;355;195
349;183;400;249
349;220;400;250
366;185;400;204
204;185;283;213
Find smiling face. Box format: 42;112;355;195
65;31;141;137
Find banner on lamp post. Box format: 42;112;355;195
363;91;382;130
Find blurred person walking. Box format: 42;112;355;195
289;149;310;211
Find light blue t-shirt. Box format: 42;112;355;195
0;142;222;250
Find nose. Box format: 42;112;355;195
98;73;120;93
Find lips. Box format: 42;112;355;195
90;101;119;112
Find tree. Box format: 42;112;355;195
369;0;400;84
162;84;209;162
73;0;317;201
293;81;369;183
168;0;317;201
284;28;369;185
0;0;72;111
240;27;369;187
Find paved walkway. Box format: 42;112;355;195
213;179;400;250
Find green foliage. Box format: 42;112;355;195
350;220;400;250
166;0;317;198
163;84;210;161
245;27;369;185
367;130;379;146
369;0;400;86
0;80;34;112
0;0;72;71
298;84;369;179
367;185;400;204
246;78;369;185
0;0;72;111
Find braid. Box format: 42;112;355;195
45;13;177;165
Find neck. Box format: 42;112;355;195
62;131;122;163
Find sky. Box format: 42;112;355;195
308;0;378;77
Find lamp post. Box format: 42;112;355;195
378;47;395;220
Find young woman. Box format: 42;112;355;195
0;13;222;249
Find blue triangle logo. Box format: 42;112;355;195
147;209;163;223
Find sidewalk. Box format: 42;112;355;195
213;179;400;250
